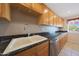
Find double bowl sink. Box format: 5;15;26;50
3;35;48;55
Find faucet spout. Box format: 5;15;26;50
28;33;30;37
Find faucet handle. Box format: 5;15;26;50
28;33;30;37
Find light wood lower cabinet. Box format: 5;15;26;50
16;40;49;56
56;34;68;55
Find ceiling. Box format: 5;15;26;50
45;3;79;20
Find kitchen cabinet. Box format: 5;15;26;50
55;17;65;27
11;3;41;17
11;3;64;25
48;11;54;25
36;41;49;56
32;3;45;14
56;17;62;27
61;19;64;26
37;11;49;25
20;3;32;9
57;18;61;27
16;46;36;56
0;3;11;21
37;5;49;25
53;16;58;26
56;17;60;26
56;34;68;55
16;40;49;56
21;3;44;14
37;7;56;25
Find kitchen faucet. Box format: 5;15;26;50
28;33;30;37
24;24;31;37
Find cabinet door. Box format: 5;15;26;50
60;35;67;50
32;3;44;14
56;16;59;26
16;47;37;56
36;41;49;56
55;37;60;54
37;4;49;25
0;4;2;17
0;3;11;21
53;16;58;26
59;18;64;27
56;34;68;55
20;3;32;9
56;39;61;54
56;17;61;27
37;11;49;25
58;18;61;26
48;11;54;25
61;19;64;26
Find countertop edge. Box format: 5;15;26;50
56;33;68;41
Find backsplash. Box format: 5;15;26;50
0;8;59;36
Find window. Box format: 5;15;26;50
68;20;79;31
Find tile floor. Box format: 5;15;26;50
58;33;79;56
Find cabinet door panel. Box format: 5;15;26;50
53;17;57;26
0;4;10;21
32;3;44;14
20;3;32;8
37;48;48;56
16;47;36;56
56;34;68;55
36;41;49;56
0;4;2;17
38;12;49;25
48;11;54;25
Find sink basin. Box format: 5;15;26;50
3;35;47;54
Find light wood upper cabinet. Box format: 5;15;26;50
37;11;49;25
62;19;64;26
37;5;49;25
32;3;44;14
0;4;11;21
56;17;61;27
48;11;54;25
20;3;44;14
37;5;56;25
53;16;65;27
11;3;64;26
58;18;64;27
53;16;57;26
21;3;32;8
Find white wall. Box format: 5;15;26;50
0;8;59;36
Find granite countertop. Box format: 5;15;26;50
1;35;48;56
56;33;68;42
50;32;68;42
0;39;11;55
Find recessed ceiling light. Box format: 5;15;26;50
44;9;48;13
